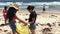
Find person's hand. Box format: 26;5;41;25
27;23;30;26
23;22;28;26
24;22;30;26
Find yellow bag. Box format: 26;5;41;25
16;22;29;34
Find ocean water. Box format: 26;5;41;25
0;2;60;11
0;0;60;2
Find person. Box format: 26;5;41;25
6;3;27;34
27;5;37;34
42;4;46;13
3;6;7;24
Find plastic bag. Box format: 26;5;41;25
16;22;29;34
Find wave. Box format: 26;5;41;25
0;2;60;11
22;2;60;5
0;2;60;5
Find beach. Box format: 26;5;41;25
0;9;60;34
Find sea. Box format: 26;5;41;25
0;0;60;11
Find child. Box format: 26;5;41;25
3;6;7;24
27;5;37;34
42;4;46;13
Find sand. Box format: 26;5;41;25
0;10;60;34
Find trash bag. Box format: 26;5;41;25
16;22;29;34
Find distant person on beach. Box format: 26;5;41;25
3;6;8;24
27;5;37;34
5;3;27;34
43;4;46;13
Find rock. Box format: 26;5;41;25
19;14;21;15
42;28;51;32
37;14;40;15
57;22;60;23
36;23;39;26
0;24;5;26
25;18;28;21
0;29;2;31
4;30;8;32
47;33;53;34
0;19;1;20
26;14;28;15
58;24;60;26
7;32;11;34
47;23;51;27
0;29;2;33
52;23;55;25
49;15;57;18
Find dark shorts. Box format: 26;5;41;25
9;21;16;32
29;23;36;30
43;8;45;11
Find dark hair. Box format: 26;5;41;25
4;6;7;10
27;5;34;10
7;7;17;22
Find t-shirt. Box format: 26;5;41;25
28;11;37;25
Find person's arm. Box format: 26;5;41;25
29;13;36;24
29;18;35;24
3;10;4;14
15;15;27;25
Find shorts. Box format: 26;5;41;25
43;8;45;11
29;23;36;30
9;21;16;32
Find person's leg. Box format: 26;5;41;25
10;21;17;34
29;24;36;34
10;25;17;34
12;30;19;34
5;18;7;24
13;31;16;34
3;15;7;24
16;31;20;34
30;29;35;34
